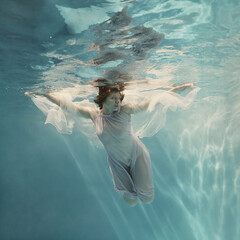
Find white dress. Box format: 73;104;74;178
93;108;154;202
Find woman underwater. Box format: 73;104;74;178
25;80;195;207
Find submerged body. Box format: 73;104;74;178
25;82;197;206
94;107;154;203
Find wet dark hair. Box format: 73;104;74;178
94;78;125;109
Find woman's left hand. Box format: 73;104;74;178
185;82;196;88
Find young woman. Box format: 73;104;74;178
25;81;195;207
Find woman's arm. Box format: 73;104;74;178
122;82;196;114
170;82;196;93
25;91;62;106
25;91;97;119
122;100;151;114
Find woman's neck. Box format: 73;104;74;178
102;106;119;115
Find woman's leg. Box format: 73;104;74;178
123;194;138;207
132;144;154;204
107;156;138;206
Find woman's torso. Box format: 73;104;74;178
93;108;137;165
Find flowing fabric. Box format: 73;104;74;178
123;86;200;137
30;86;103;147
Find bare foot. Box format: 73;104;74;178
123;195;138;207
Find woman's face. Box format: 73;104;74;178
103;92;121;113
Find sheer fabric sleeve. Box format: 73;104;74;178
30;90;103;148
122;86;200;138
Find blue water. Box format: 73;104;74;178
0;0;240;239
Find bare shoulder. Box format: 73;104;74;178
75;105;99;120
122;100;150;114
89;108;99;120
121;104;134;114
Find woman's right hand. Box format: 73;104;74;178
25;91;43;96
25;91;35;96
